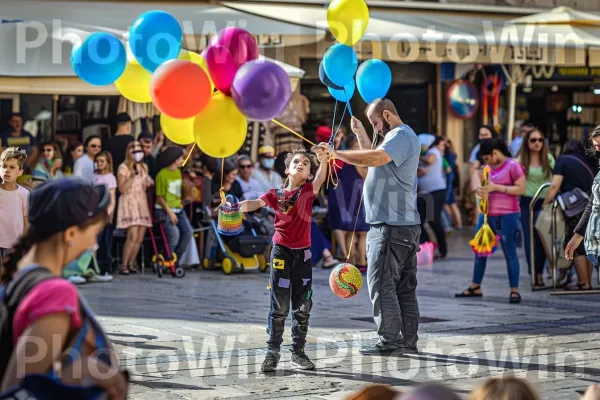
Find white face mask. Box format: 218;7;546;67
133;152;144;163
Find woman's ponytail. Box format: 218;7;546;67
1;230;33;285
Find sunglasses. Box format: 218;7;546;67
43;148;54;153
89;144;101;149
239;164;252;169
529;138;544;144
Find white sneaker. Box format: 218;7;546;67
88;273;114;283
67;276;86;285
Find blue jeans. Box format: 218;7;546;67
519;196;546;276
472;212;521;289
156;209;193;260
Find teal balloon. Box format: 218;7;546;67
356;59;392;103
322;44;358;87
328;81;355;102
129;10;182;72
71;32;126;86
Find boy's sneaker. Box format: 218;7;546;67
291;350;315;370
88;273;114;283
67;276;86;285
261;352;280;372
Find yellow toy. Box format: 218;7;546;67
469;165;499;257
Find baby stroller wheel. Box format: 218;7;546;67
258;255;268;272
154;263;163;278
222;258;233;275
174;267;186;278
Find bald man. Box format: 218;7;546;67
315;98;421;356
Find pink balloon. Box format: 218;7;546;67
209;27;259;69
205;44;236;96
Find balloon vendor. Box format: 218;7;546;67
456;138;526;304
239;148;330;373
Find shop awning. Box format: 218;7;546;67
0;20;304;94
0;0;326;49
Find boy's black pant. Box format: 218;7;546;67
267;244;312;353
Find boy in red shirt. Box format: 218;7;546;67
240;148;328;372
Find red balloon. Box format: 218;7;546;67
150;60;212;119
204;45;236;96
209;27;259;69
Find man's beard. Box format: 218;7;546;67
377;119;392;137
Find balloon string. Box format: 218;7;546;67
219;157;226;205
329;101;338;144
345;130;377;263
271;119;317;146
182;143;196;167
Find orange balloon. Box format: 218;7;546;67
150;59;212;119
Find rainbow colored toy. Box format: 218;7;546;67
217;193;243;236
329;263;363;298
469;165;499;257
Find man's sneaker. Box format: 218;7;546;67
403;346;419;355
67;276;86;285
261;352;280;372
88;273;114;283
291;350;315;370
359;344;403;356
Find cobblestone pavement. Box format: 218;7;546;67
79;230;600;399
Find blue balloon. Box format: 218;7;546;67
356;59;392;103
322;44;358;87
129;10;182;72
71;32;126;86
328;81;355;103
319;61;342;90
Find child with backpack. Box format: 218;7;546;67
240;148;328;372
0;147;29;262
0;178;128;398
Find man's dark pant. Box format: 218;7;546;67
267;244;313;353
367;224;421;349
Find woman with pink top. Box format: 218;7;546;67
456;138;526;303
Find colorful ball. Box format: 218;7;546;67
329;263;363;299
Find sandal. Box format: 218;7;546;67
128;266;138;274
322;256;340;269
509;292;521;304
455;286;482;298
119;267;130;275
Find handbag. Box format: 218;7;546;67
556;156;594;218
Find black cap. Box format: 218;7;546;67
158;146;184;170
116;112;132;124
28;178;109;241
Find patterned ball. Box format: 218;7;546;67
329;263;363;298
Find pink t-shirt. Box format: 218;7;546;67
13;278;82;344
488;158;525;216
93;173;117;190
0;185;29;249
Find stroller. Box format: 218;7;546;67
148;193;186;278
203;210;272;275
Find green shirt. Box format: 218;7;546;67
155;167;182;210
525;154;555;197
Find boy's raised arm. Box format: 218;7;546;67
240;199;266;213
312;153;329;195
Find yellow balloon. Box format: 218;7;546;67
327;0;369;46
160;114;195;145
115;61;152;103
178;50;215;93
194;92;246;158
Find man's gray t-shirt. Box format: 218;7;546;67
363;124;420;226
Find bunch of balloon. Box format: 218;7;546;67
199;27;292;159
70;10;214;148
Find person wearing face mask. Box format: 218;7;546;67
116;141;153;275
314;98;421;356
0;178;128;398
252;146;283;192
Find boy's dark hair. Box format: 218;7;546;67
0;147;27;169
284;148;318;178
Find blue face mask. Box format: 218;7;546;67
261;159;275;169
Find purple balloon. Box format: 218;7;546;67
231;60;291;121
